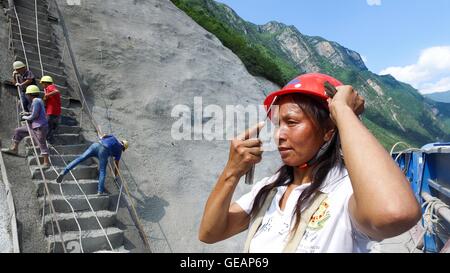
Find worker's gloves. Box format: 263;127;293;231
15;83;22;87
19;112;30;121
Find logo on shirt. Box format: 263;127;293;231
307;198;331;231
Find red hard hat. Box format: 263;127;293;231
263;73;342;114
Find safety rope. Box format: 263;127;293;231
416;192;450;252
8;14;12;50
12;6;28;68
34;0;44;77
393;148;421;163
389;141;411;157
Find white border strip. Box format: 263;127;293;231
0;147;20;253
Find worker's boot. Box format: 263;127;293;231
56;171;66;183
1;142;19;156
41;154;50;169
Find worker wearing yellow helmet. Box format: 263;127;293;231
40;75;61;144
2;85;50;168
12;60;37;112
56;134;129;195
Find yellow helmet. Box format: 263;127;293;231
25;85;41;94
121;140;129;150
13;61;26;70
40;75;53;83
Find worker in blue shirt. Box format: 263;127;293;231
56;134;129;195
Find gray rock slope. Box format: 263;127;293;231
0;8;13;254
57;0;282;252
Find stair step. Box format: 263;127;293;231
17;59;64;79
94;246;130;253
31;164;97;180
14;6;51;20
26;143;91;156
34;179;99;196
12;36;58;51
34;71;67;87
12;38;59;58
25;133;83;147
27;59;64;74
10;23;52;45
28;154;95;167
14;1;49;15
61;96;81;108
9;11;52;28
11;30;57;48
59;115;78;126
56;125;82;134
31;61;65;73
39;193;109;213
44;210;116;234
55;84;71;95
61;107;79;118
10;19;52;37
15;51;62;69
52;133;84;145
47;227;123;253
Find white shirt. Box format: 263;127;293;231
235;166;375;253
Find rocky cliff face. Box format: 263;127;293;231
202;1;367;74
174;0;450;149
56;0;281;252
259;21;367;72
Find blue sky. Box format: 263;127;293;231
216;0;450;94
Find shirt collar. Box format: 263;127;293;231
273;165;348;194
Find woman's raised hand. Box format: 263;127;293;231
224;122;265;179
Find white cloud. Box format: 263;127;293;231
420;77;450;94
367;0;381;6
379;46;450;94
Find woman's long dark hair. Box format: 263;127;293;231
249;94;344;236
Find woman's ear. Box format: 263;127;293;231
324;128;335;142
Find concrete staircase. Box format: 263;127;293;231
6;0;127;253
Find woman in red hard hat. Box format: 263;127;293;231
199;73;421;252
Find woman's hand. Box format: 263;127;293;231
224;122;265;179
327;85;365;124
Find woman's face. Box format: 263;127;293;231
273;96;327;167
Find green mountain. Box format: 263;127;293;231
171;0;450;149
425;91;450;103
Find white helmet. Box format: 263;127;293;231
13;61;26;70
